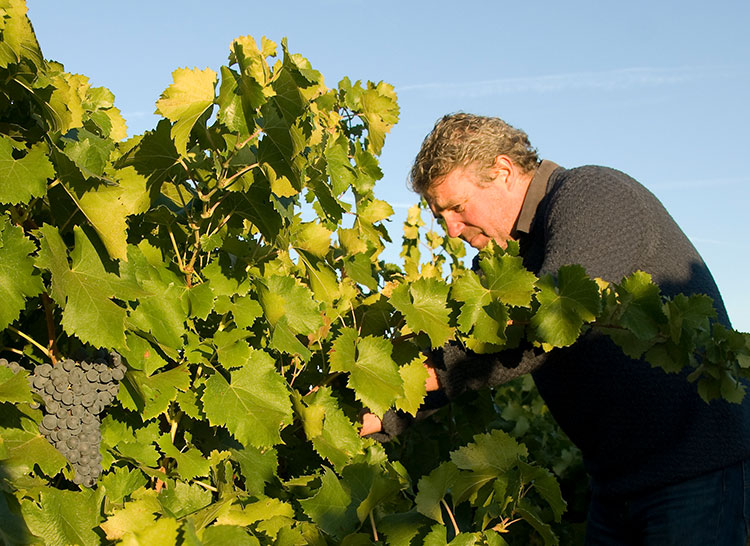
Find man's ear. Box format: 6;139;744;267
492;155;514;186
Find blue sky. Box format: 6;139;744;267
26;0;750;331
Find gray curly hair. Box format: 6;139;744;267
409;113;540;195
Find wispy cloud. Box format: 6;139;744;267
397;66;732;99
649;176;750;190
688;236;750;249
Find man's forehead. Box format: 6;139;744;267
426;176;464;210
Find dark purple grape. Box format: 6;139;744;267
61;359;75;372
37;363;53;377
41;414;57;429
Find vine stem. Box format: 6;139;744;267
369;511;379;542
41;293;59;364
442;499;460;536
8;326;50;360
235;128;262;150
220;162;258;188
194;480;218;492
169;412;180;443
167;226;186;272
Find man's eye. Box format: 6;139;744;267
452;204;464;213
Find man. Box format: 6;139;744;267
362;113;750;544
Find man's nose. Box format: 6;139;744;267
443;214;463;238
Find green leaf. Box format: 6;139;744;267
341;463;401;523
344;253;377;291
66;165;150;261
122;119;181;186
202;349;292;448
302;387;364;470
423;524;448;546
131;365;191;421
415;461;459;524
357;81;399;155
99;490;161;541
302;256;341;306
229;445;278;496
20;487;100;546
0;427;67;479
201;525;258;546
379;511;430;546
450;429;528;474
0;367;33;404
258;100;302;197
100;467;148;505
325;134;357;195
517;459;566;522
0;138;53;205
111;421;161;468
390;278;454;347
0;0;44;69
664;293;716;345
233;180;284;241
516;502;558;545
0;489;35;546
158;481;212;519
230;297;262;329
155;67;217;156
36;225;138;349
123;244;187;350
615;271;666;340
182;281;215;320
218;496;294;527
60;128;115;178
217;65;258;137
358;198;393;224
394;356;429;416
298;468;357;539
256;275;322;334
270;317;313;361
293;221;332;258
157;436;211;481
532;265;601;347
329;328;404;417
0;217;43;331
478;252;538;307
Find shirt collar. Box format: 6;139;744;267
514;159;560;236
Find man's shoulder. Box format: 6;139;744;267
552;164;639;187
548;164;651;203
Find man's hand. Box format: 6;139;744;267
358;359;440;437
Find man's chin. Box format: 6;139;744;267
467;235;490;249
467;235;510;250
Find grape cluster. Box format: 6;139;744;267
25;352;126;487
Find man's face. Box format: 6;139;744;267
426;164;518;249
